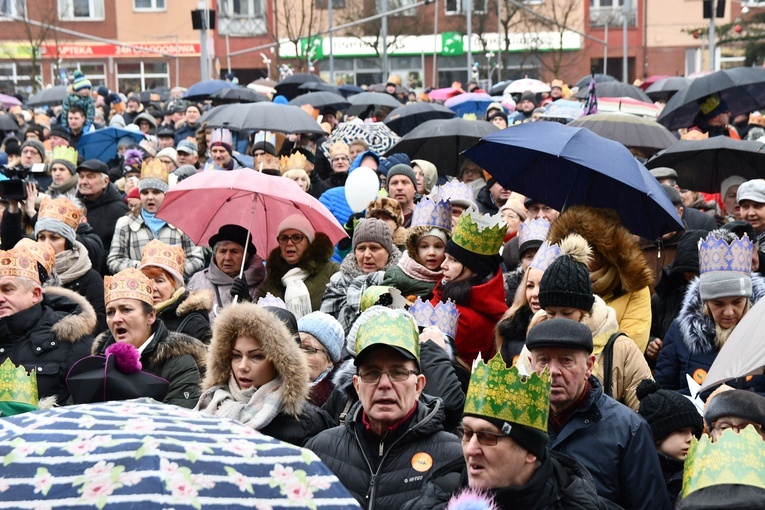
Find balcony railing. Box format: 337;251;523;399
218;15;268;36
590;6;637;27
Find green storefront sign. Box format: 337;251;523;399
441;32;464;56
299;36;324;60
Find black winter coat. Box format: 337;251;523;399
63;268;107;335
475;185;499;215
76;222;105;273
306;396;464;510
260;402;334;447
158;290;212;344
77;183;129;270
0;289;95;404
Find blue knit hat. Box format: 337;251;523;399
73;70;92;92
297;312;345;363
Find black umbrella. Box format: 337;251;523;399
646;137;765;193
210;87;269;104
0;113;19;131
288;91;350;111
346;92;402;117
298;82;339;93
645;76;690;101
139;86;171;103
657;67;765;130
488;80;512;96
384;102;456;136
368;83;411;95
274;73;325;100
568;112;677;155
384;118;498;176
199;102;324;135
574;81;650;102
575;73;617;89
27;85;68;107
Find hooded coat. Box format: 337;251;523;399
196;303;331;446
93;319;206;409
548;206;655;352
156;289;213;344
257;233;339;312
654;274;765;396
77;183;130;267
0;287;95;404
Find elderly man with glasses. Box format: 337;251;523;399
306;309;463;510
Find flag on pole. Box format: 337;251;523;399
583;71;598;116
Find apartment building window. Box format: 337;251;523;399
445;0;487;15
134;0;165;11
116;61;169;94
218;0;267;36
54;62;106;88
589;0;635;26
0;0;25;18
58;0;104;20
376;0;418;16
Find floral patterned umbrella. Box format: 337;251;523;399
0;399;360;510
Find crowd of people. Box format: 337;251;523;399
0;72;764;510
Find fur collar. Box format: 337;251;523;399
176;290;213;316
548;205;654;293
203;303;309;416
44;286;97;342
93;321;207;368
262;233;335;286
331;358;356;394
678;273;765;355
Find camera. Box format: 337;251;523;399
0;166;39;201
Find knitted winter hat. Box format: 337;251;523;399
386;164;417;190
297;312;345;363
538;233;595;312
73;70;92;92
277;214;316;243
21;139;45;161
704;389;765;430
353;218;395;256
520;91;538;106
636;379;703;441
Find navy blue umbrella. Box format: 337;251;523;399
183;79;236;100
463;121;684;239
78;127;145;161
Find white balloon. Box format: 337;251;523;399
345;166;380;213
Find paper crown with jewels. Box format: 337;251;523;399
529;240;561;273
0;358;38;414
139;159;170;193
355;308;420;365
104;268;154;305
328;141;350;159
139;239;184;285
410;196;452;232
15;238;56;277
256;292;287;309
463;353;550;433
0;245;41;284
518;218;551;249
279;151;309;174
408;297;459;340
436;179;475;209
681;426;765;499
254;153;280;173
451;206;507;256
51;145;78;167
38;196;82;230
210;128;233;149
698;231;753;275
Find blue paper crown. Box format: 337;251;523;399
253;130;276;147
256;292;287;309
408;297;459;339
436;179;475;207
529;240;561;272
411;196;452;231
698;232;753;275
518;218;551;248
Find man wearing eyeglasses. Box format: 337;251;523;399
527;319;670;510
306;309;463;510
704;389;765;443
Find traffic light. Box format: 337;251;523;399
703;0;726;18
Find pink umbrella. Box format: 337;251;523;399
428;87;464;101
156;169;347;264
0;94;21;108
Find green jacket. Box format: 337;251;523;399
382;265;437;299
258;233;340;312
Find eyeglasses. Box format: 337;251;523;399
357;368;418;384
332;156;349;163
459;426;509;446
301;346;328;357
711;421;762;434
526;205;552;215
277;233;305;245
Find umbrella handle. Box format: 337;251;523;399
238;200;257;279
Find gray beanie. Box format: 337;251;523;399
704;389;765;429
51;155;76;176
386;164;417;190
35;216;76;246
21;139;46;161
353;218;395;256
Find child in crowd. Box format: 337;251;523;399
61;70;95;128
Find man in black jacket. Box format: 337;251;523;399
306;309;463;510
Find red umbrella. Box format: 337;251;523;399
156;169;347;263
638;74;670;91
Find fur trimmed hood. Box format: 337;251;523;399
44;286;97;342
263;232;335;284
677;273;765;355
547;205;654;293
203;303;309;416
176;289;213;316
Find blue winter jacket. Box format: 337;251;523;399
319;150;380;228
550;376;671;510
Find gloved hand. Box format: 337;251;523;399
230;276;251;302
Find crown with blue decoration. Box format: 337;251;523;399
518;218;551;251
411;196;452;232
408;297;459;339
256;292;287;309
529;240;561;273
698;231;753;275
436;179;476;209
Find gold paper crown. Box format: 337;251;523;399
0;358;38;408
279;152;309;174
451;206;508;256
51;145;78;166
38;196;82;230
140;239;184;278
140;159;169;183
464;353;550;433
0;245;41;284
15;238;55;276
329;141;350;159
681;426;765;499
254;153;280;172
104;267;154;305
